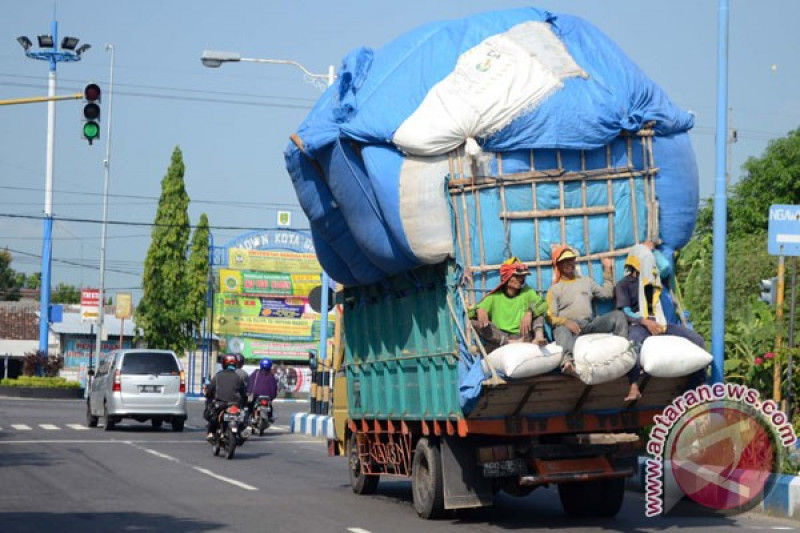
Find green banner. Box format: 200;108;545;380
223;336;320;361
220;268;318;297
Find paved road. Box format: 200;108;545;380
0;398;797;533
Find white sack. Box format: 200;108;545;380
392;21;586;156
640;335;712;378
573;333;636;385
482;342;563;379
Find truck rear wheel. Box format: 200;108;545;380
412;437;445;519
558;477;625;518
348;433;379;495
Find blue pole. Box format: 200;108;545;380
710;0;730;384
319;272;329;363
39;216;52;353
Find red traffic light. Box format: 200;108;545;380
84;83;101;102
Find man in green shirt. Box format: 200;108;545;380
469;258;548;353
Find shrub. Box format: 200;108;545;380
0;376;81;389
22;351;64;378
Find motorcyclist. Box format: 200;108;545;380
205;353;247;441
233;353;249;388
247;358;278;422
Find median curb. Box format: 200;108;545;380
289;413;335;439
629;455;800;520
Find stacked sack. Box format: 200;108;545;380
285;7;699;287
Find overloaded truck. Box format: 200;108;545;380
285;7;703;519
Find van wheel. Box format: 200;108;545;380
171;418;185;432
151;419;163;429
412;437;445;519
103;404;116;431
348;432;379;495
86;401;98;428
558;477;625;517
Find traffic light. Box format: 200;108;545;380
759;277;777;306
82;83;101;145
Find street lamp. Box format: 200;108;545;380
94;44;116;367
201;50;335;91
17;19;90;355
200;49;336;367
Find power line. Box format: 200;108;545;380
0;212;310;232
0;184;306;211
4;247;142;278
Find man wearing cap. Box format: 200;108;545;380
616;242;706;400
546;246;628;375
469;257;548;353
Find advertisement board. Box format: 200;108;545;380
80;288;100;323
219;269;318;297
228;248;321;273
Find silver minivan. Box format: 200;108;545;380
86;349;187;431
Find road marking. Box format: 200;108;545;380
192;467;258;491
272;424;289;431
39;424;59;430
348;528;373;533
124;441;259;491
67;424;88;430
11;424;31;430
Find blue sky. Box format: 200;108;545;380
1;1;798;302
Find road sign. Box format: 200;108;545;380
80;288;100;323
115;292;132;319
768;204;800;256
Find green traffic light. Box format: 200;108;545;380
83;121;100;141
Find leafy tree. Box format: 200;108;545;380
51;283;80;304
25;272;41;290
186;213;210;345
136;147;192;354
694;127;800;236
0;250;22;301
677;127;800;398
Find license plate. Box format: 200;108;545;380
139;385;161;393
224;413;241;421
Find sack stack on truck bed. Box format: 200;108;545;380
285;6;705;520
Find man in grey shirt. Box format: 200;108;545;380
546;247;628;374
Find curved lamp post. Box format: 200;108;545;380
200;49;336;373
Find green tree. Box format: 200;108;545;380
136;147;192;354
25;272;41;290
694;127;800;236
186;213;210;346
51;283;80;304
0;250;22;301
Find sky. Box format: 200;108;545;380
1;1;798;304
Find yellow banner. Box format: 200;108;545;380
228;248;321;273
115;293;132;319
215;315;315;339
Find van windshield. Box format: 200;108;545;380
120;353;179;375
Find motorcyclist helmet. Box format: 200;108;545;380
234;352;245;368
222;354;237;370
259;358;273;371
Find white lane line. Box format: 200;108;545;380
348;528;373;533
271;424;289;431
125;441;258;491
11;424;31;430
192;467;258;491
39;424;59;430
67;424;89;430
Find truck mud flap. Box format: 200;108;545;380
441;436;493;509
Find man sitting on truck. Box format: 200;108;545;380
546;246;628;376
616;242;707;401
469;257;548;353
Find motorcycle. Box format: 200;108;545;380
210;403;246;459
250;395;274;436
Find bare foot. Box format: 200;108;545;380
624;384;642;402
561;361;576;376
